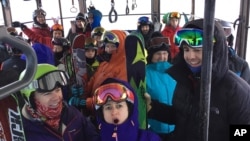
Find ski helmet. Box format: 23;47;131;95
162;12;181;24
52;37;71;50
51;24;64;32
137;16;153;30
217;19;232;37
85;37;98;50
19;64;68;107
102;31;119;47
91;27;106;38
33;8;46;23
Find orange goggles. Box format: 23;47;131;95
51;24;63;31
93;83;134;106
169;12;181;19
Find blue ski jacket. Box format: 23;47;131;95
146;61;176;134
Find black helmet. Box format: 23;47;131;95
85;37;98;50
75;12;86;22
52;37;71;50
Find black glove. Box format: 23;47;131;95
12;21;21;28
12;21;27;30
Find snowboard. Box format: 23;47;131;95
71;34;86;87
0;93;26;141
125;31;147;129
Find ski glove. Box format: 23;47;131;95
11;21;27;30
68;96;86;106
71;85;84;97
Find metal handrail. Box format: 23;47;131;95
0;26;37;100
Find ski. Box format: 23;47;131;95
0;93;26;141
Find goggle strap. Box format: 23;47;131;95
25;80;39;90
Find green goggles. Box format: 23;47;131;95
174;28;215;48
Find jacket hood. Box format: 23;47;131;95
180;18;228;84
96;78;139;141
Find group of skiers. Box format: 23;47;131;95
1;6;250;141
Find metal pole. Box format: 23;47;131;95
235;0;249;59
58;0;64;29
200;0;216;141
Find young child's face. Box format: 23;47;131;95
169;18;179;28
102;100;129;125
53;30;63;38
183;44;203;67
105;43;117;54
85;49;96;59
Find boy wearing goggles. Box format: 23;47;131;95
84;37;100;81
161;12;182;59
96;31;119;62
93;78;161;141
19;64;100;141
91;27;106;55
146;19;250;141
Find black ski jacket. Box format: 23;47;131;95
148;19;250;141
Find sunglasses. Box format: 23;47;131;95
25;70;69;92
149;37;170;49
93;83;134;106
169;12;181;19
175;28;215;48
51;24;63;31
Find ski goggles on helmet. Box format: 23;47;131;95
103;32;119;44
174;28;215;48
169;12;181;19
92;27;105;36
34;9;46;17
149;37;170;49
51;24;63;31
93;83;134;106
25;70;69;92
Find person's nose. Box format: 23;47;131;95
188;51;196;59
111;107;119;116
